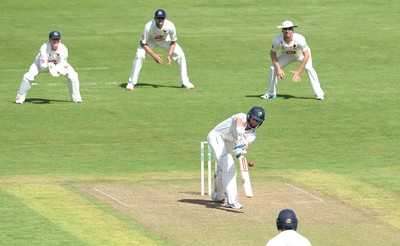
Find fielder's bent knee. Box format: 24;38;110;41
24;73;34;82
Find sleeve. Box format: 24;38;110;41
169;22;177;42
38;43;49;69
140;23;150;44
58;45;69;64
298;35;309;52
271;35;281;52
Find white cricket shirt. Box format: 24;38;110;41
266;230;312;246
37;42;68;67
213;113;256;144
141;19;177;44
271;33;309;58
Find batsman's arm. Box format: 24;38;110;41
235;117;250;151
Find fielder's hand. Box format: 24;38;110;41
166;55;172;67
291;70;301;82
56;63;68;75
48;62;60;77
277;69;285;80
153;54;164;64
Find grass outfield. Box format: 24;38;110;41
1;0;399;245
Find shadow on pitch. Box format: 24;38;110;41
23;98;70;104
177;199;244;213
246;94;313;100
120;83;181;89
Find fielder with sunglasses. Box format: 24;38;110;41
126;9;195;90
261;21;324;100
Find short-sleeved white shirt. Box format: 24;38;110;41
213;113;256;144
141;19;177;44
266;230;312;246
37;42;68;66
271;33;309;58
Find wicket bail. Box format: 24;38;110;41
200;141;216;196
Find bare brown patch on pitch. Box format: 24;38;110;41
77;176;400;246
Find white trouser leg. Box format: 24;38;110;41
266;54;294;96
304;54;324;98
207;131;227;200
207;131;238;204
171;44;191;85
17;63;41;98
221;154;238;204
128;46;146;85
66;64;82;102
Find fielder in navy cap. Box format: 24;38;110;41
49;31;61;40
154;9;166;19
125;8;195;91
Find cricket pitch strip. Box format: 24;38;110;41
76;172;400;246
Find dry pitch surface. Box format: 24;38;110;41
74;171;399;246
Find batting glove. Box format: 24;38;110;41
233;146;247;158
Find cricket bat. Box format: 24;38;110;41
239;156;253;197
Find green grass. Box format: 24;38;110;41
0;0;399;245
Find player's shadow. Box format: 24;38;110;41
246;94;312;100
119;83;181;89
23;98;70;104
177;198;244;213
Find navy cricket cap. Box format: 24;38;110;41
154;9;166;18
49;31;61;39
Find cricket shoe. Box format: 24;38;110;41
181;82;195;89
260;94;277;100
226;201;244;209
15;94;25;104
316;96;324;100
126;83;135;90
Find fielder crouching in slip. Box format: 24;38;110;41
15;31;82;104
207;106;266;209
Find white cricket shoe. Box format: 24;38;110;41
260;94;277;99
126;83;135;90
226;201;244;209
15;94;25;104
181;82;195;89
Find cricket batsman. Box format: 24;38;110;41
207;106;266;209
15;31;82;104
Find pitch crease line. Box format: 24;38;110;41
285;183;324;202
92;188;127;207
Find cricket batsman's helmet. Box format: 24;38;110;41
276;209;298;231
247;106;266;127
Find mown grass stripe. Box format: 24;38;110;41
3;185;159;245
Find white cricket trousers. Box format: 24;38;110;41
207;130;239;204
17;59;81;102
128;40;191;86
266;51;324;98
